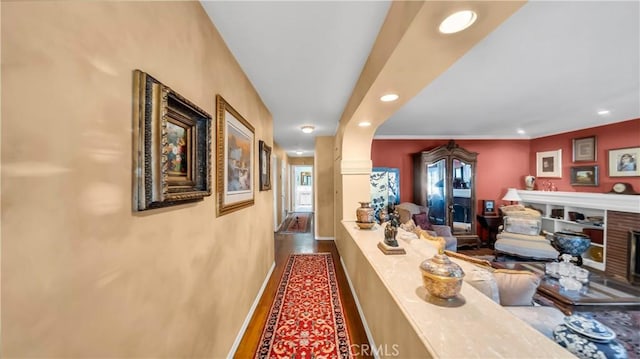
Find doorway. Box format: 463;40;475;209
292;165;313;213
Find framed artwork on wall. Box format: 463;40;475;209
536;149;562;178
570;165;599;186
572;136;597;162
132;70;212;211
216;94;255;216
608;147;640;177
259;140;272;191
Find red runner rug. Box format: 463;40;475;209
280;213;310;233
255;253;352;358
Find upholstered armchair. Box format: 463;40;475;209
494;205;559;260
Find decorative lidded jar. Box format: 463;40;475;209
419;249;465;299
356;201;375;223
524;175;536;190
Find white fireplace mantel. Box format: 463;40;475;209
517;190;640;214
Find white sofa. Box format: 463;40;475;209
494;205;559;260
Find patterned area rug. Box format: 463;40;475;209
255;253;352;358
279;213;310;233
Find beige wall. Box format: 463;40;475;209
1;2;273;357
314;137;334;239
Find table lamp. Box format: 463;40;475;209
502;188;521;204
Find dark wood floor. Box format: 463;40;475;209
233;214;372;358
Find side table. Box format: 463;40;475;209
456;234;480;249
477;214;502;248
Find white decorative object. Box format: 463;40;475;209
525;175;536;190
502;188;522;204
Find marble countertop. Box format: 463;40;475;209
342;221;574;358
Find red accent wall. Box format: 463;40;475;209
371;139;531;209
530;118;640;192
371;118;640;211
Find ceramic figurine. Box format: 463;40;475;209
525;175;535;190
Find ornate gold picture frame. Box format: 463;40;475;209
216;95;255;216
132;70;212;211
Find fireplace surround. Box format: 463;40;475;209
517;191;640;285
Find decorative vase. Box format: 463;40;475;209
419;250;465;300
525;175;535;190
356;201;375;223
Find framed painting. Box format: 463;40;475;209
570;165;599;186
536;149;562;178
259;140;272;191
572;136;597;162
216;95;255;216
608;147;640;177
132;70;212;211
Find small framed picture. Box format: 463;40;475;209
572;136;596;162
259;140;272;191
608;147;640;177
482;200;495;215
570;165;599;186
536;149;562;178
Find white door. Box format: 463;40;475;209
293;165;313;213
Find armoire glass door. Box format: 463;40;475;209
413;141;478;237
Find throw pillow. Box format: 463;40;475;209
397;207;413;224
431;224;452;237
503;216;542;236
494;269;541;306
412;212;432;230
443;250;500;303
464;267;501;304
400;219;417;232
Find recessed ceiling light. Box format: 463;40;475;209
517;129;526;135
301;125;315;133
380;94;399;102
358;121;371;127
296;151;303;155
597;110;610;115
439;10;477;34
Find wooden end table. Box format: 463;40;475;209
456;234;480;249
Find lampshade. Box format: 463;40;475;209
502;188;522;202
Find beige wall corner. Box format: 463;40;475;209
1;2;273;357
314;136;335;238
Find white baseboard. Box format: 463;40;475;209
227;261;275;358
339;257;378;359
315;236;335;241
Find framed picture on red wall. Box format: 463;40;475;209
572;136;596;162
536;149;562;178
609;147;640;177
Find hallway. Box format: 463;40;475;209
234;218;372;358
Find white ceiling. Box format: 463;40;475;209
202;1;640;156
